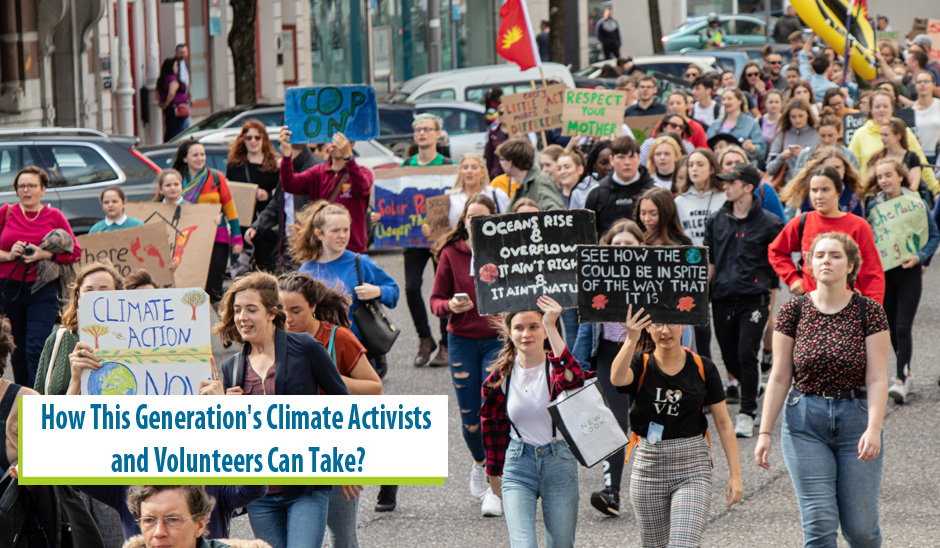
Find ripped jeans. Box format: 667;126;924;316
448;332;502;462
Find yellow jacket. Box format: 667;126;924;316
849;119;938;194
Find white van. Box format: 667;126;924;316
385;62;576;105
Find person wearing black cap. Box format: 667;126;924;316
704;163;783;437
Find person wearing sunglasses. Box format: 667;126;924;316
765;53;787;91
739;61;770;116
684;64;703;84
639;114;695;166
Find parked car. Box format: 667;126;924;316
0;128;161;233
170;104;284;143
384;62;576;105
377;101;487;160
682;44;793;77
139;143;231;172
662;14;772;53
572;55;722;89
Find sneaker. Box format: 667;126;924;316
481;487;503;517
429;344;449;367
735;413;754;438
469;462;488;499
760;350;773;373
888;378;909;404
414;337;437;367
374;485;398;512
725;384;740;405
590;487;620;517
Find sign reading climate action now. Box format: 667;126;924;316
470;210;596;315
576;245;709;325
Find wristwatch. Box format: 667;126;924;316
344;154;354;162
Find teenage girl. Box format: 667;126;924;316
88;186;143;233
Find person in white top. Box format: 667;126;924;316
422;154;509;238
912;72;940;163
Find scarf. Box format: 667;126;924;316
182;167;211;204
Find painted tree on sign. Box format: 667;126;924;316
82;324;109;349
181;290;207;321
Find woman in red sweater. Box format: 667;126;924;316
768;165;885;303
430;193;503;517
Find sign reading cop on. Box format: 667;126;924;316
78;288;212;395
500;83;566;137
576;245;709;325
372;165;459;248
285;85;379;144
867;193;929;271
470;210;596;315
562;88;626;137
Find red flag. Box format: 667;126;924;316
497;0;541;71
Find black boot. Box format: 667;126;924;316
375;485;398;512
373;354;388;379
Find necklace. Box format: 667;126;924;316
19;204;42;222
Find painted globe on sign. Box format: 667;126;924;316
87;361;137;395
685;248;702;264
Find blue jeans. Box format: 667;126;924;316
247;491;329;548
1;280;59;386
560;308;579;351
448;333;501;463
326;485;359;548
501;438;579;548
781;390;883;548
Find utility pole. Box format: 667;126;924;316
428;0;441;73
115;0;135;135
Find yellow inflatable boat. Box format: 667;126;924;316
790;0;877;80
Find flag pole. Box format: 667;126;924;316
841;0;855;86
531;79;548;147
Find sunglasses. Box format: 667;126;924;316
244;135;262;141
746;72;760;77
766;60;782;65
685;72;698;77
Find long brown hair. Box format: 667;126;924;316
277;272;352;328
776;97;818;138
867;118;912;171
490;310;551;382
288;201;352;263
61;261;125;332
780;146;860;208
808;232;861;289
226;120;280;172
432;193;498;261
633;187;687;245
213;271;286;345
862;157;911;198
685;149;723;193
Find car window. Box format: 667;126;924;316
237;111;284;128
37;144;118;186
712;57;736;72
466;82;538;104
413;89;457;102
0;145;34;192
144;152;174;170
735;20;764;36
420;108;486;135
206;151;229;172
635;63;689;79
378;108;416;135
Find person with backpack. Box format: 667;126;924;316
583;136;655;238
756;232;890;548
609;305;743;548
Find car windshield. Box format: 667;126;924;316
173;110;243;141
384;88;411;104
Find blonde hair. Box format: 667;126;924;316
449;154;491;194
780;146;861;208
646;136;683;176
154;169;183;202
213;271;286;345
61;261;125;332
287;201;352;263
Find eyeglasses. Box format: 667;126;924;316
244;135;262;141
137;515;198;531
650;323;681;331
414;127;437;134
17;183;40;191
685;72;698;78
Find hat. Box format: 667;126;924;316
706;133;742;151
717;163;761;186
911;34;932;50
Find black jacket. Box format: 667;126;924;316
703;196;783;301
251;147;321;252
583;166;655;238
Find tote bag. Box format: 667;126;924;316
547;377;629;468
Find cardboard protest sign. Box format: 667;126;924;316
907;18;928;42
125;203;220;289
928;19;940;62
843;112;867;145
285;85;379;144
867;193;929;271
626;114;664;144
424;194;452;242
470;210;597;315
500;83;566;137
650;71;691;103
372;166;459;248
562;88;627;137
78;288;212;395
576;245;709;325
228;181;259;228
876;30;899;49
77;224;174;288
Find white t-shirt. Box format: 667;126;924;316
447;186;510;229
693;100;723;128
914;98;940;157
507;359;554;446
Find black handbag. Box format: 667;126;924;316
351;254;400;355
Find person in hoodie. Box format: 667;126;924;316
584;136;655;237
497;138;564;211
766;98;819;187
705;163;784;438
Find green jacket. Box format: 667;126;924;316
509;167;565;211
34;328;80;395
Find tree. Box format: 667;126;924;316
228;0;258;105
181;290;208;321
548;0;564;63
649;0;665;54
82;325;110;349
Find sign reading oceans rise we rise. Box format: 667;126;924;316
562;88;626;137
285;85;379;144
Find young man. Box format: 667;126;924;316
765;52;787;91
498;138;564;211
536;20;550;61
625;74;667;117
615;75;637;107
583;136;653;237
595;7;621;59
704;164;783;437
798;32;839;101
691;74;722;130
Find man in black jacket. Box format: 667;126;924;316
704;164;783;438
583;136;653;238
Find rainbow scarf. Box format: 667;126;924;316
182;167;211;204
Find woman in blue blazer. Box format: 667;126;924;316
706;88;767;162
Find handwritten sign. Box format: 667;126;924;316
562;88;626;137
470;210;597;315
625;114;663;144
77;224;174;288
928;19;940;62
228;181;259;228
372;166;458;248
78;288;212;395
866;193;929;271
576;245;709;325
500;83;567;137
285;85;379;144
843;112;867;145
424;194;452;242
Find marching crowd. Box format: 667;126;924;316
2;27;940;548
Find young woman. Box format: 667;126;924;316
557;151;594;209
718;146;787;221
634;187;692;247
645;137;681;191
124;269;158;290
863;158;939;403
911;72;940;164
509;198;540;214
705;88;767;161
88;187;144;233
866;117;926;191
794;109;860;170
436;154;509;230
278;272;382;547
739;60;769;115
780;146;864;218
610;305;742;548
672;156;689;195
786;81;819;117
756;232;889;548
480;295;591;547
157;58;188;141
429;194;504;516
760;90;785;145
768;165;886;303
584;140;613;187
639;114;695;166
172;140;243;302
666;90;709;148
849;91;933;184
540;144;566;188
766;98;820;188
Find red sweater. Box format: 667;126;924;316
430;239;501;339
687;119;709;149
767;211;885;303
280;156;373;254
0;204;80;282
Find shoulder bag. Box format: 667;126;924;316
351;254;400;356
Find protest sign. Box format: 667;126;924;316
372;165;459;248
651;71;691;103
500;83;566;137
562;88;627;137
77;224;174;288
285;85;379;144
928;19;940;62
626;114;664;144
78;288;212;395
907;18;928;42
876;30;899;49
424;194;452;242
228;181;259;228
867;193;929;271
576;245;709;325
843;112;867;145
125;202;220;289
470;210;597;315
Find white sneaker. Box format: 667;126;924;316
469;461;488;499
888;378;909;404
734;413;754;438
481;487;503;517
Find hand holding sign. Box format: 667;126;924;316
624;304;653;340
66;341;103;396
285;85;378;144
198;356;224;395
